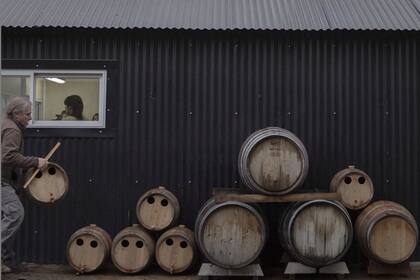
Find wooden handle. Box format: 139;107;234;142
23;142;61;189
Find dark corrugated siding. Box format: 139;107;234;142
2;28;419;264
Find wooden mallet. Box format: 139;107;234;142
23;142;61;189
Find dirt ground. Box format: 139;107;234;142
2;263;420;280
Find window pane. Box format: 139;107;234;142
1;76;31;114
34;74;100;121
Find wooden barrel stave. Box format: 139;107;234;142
66;224;112;273
156;225;195;274
279;200;353;267
136;186;180;231
238;127;309;195
355;200;418;264
195;198;267;269
25;162;69;205
330;165;374;210
111;224;155;273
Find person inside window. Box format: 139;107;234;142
59;95;84;120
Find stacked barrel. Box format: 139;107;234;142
65;126;418;275
66;186;195;274
330;165;418;269
195;127;354;269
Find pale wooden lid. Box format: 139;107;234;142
248;136;303;191
291;205;350;260
113;235;151;272
27;165;68;203
156;236;194;273
369;216;417;263
336;172;373;209
202;205;264;267
138;194;175;231
68;233;106;272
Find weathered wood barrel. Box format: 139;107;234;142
330;165;374;210
136;186;180;231
195;198;267;269
238;127;309;195
355;200;418;264
156;225;195;274
66;224;112;273
279;200;353;267
111;224;155;273
25;162;69;205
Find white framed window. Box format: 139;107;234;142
1;69;107;128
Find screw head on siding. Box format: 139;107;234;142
107;108;110;112
136;110;140;114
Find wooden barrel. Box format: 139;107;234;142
25;162;69;205
330;165;374;210
66;224;112;273
279;200;353;267
195;198;267;269
136;186;180;231
355;200;418;264
111;224;155;273
156;225;195;274
238;127;309;195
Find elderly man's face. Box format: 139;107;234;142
15;106;32;127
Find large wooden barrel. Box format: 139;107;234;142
355;200;418;264
111;224;155;273
330;165;374;210
25;162;69;205
238;127;309;195
156;225;196;274
195;198;267;269
279;200;353;267
136;186;180;231
66;224;112;273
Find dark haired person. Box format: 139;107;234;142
1;97;48;273
63;95;84;120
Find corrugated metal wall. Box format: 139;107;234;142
2;28;419;264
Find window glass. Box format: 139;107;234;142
34;74;100;122
1;75;31;114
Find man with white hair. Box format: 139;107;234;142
1;96;48;273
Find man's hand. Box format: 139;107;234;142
37;158;48;170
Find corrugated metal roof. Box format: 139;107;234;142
1;0;420;31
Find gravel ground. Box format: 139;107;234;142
2;263;420;280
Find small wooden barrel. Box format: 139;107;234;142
136;186;180;231
355;200;418;264
238;127;309;195
111;224;155;273
25;162;69;205
156;225;195;274
330;165;374;210
195;198;267;269
279;200;353;267
66;224;112;273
